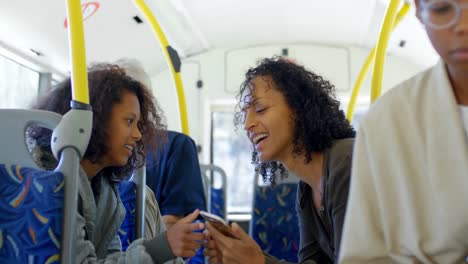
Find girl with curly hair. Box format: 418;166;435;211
28;64;204;263
204;57;355;264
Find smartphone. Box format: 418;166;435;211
199;211;236;239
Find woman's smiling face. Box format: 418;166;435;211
241;75;295;163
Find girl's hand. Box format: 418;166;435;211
166;209;205;257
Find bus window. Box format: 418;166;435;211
211;111;253;216
0;55;39;108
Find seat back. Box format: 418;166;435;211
200;164;227;220
117;181;137;251
200;172;209;208
249;171;300;262
0;164;64;263
0;109;61;168
0;109;81;264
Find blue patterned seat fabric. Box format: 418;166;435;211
251;184;299;262
0;164;64;264
210;188;225;219
117;181;137;251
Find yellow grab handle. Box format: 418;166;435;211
370;0;402;103
393;2;411;27
346;49;376;122
346;2;410;122
65;0;89;104
132;0;190;135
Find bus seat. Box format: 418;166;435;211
0;164;64;263
210;189;225;219
249;172;300;262
200;171;209;210
117;180;137;251
0;109;80;264
0;109;61;168
200;164;227;220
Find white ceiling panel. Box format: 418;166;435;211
0;0;69;76
0;0;437;77
183;0;376;47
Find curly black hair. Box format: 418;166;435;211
234;57;355;184
28;63;167;180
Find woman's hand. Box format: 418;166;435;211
205;221;265;264
166;209;205;257
203;229;221;264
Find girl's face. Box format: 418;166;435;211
241;76;295;162
101;90;142;167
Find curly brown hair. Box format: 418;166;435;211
28;64;167;179
235;57;355;184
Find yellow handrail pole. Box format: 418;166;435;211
370;0;402;103
346;2;410;122
66;0;89;104
132;0;190;135
346;50;376;122
60;2;91;264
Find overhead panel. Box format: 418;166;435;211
291;45;350;93
224;44;350;94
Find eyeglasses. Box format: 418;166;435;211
420;0;468;30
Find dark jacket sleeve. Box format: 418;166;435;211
147;132;206;216
143;231;176;264
162;135;206;215
327;155;352;261
296;183;333;263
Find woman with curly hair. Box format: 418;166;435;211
28;64;204;263
204;57;355;264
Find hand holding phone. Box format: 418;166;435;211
200;210;236;239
